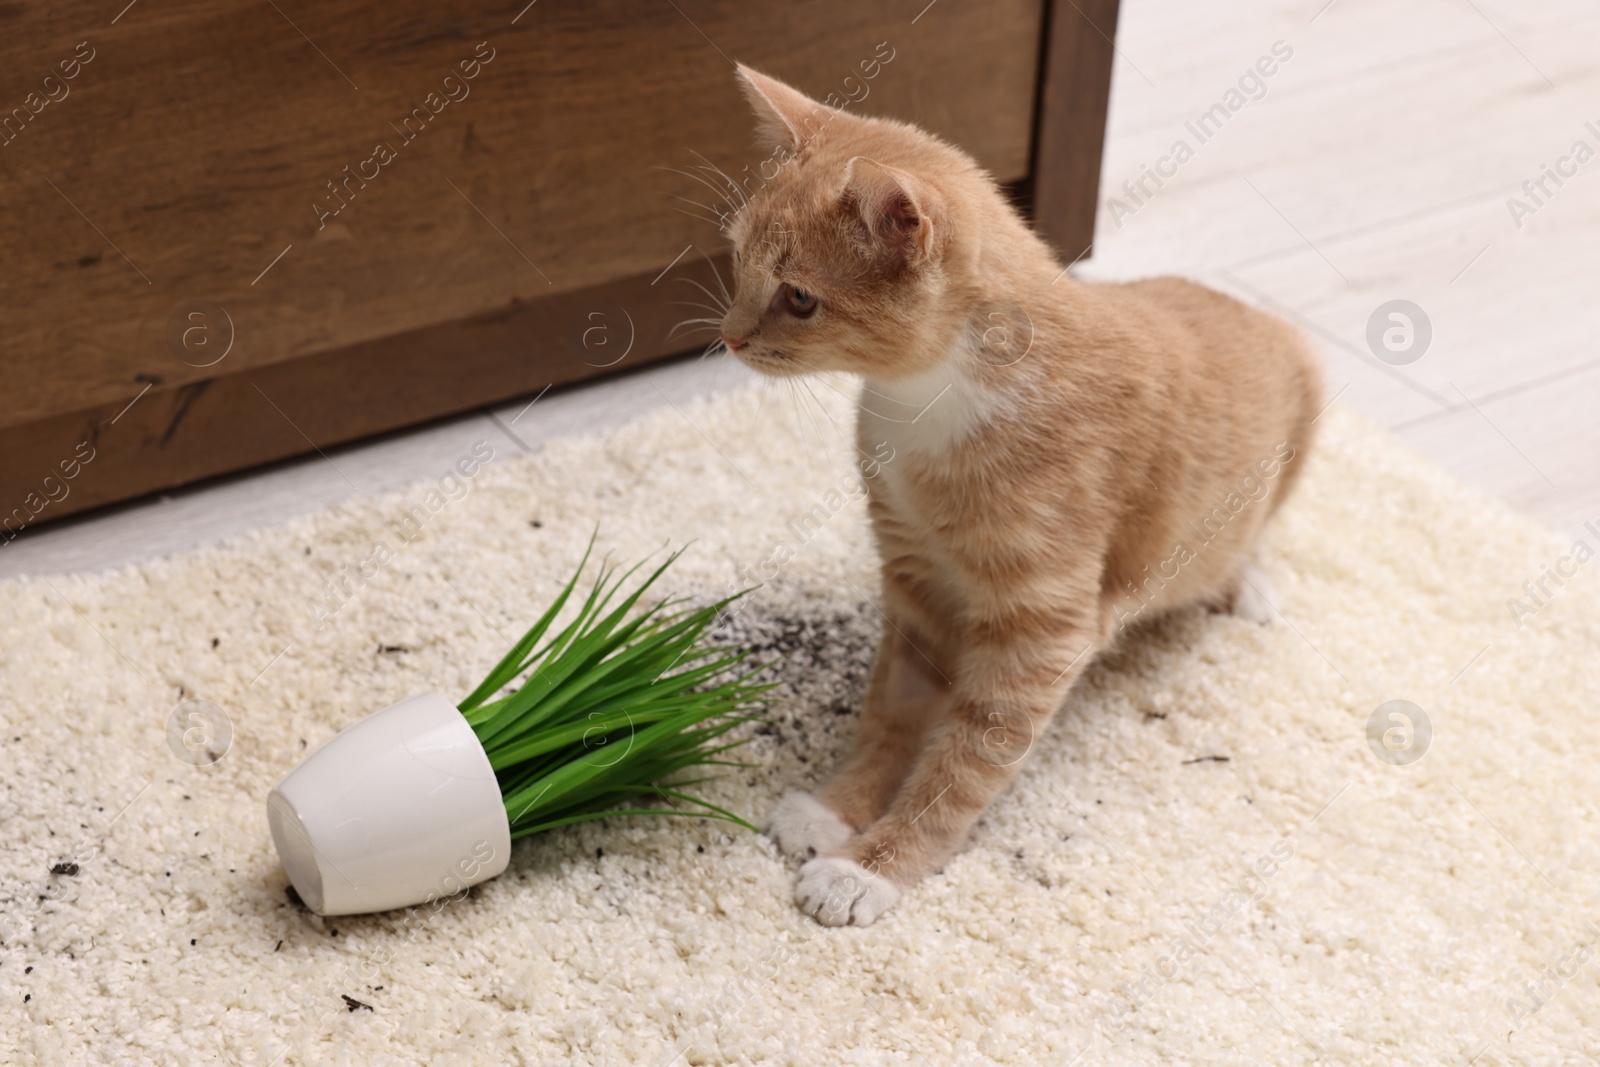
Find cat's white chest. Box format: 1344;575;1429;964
857;343;1003;459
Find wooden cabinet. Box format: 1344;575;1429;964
0;0;1117;530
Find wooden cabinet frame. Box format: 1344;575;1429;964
0;0;1118;532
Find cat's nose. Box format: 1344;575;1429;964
719;328;748;351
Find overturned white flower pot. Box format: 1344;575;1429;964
263;543;771;918
267;692;511;916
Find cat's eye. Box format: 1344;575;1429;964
777;283;819;318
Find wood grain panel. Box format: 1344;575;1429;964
0;254;731;532
0;0;1043;429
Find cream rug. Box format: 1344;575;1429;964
3;375;1599;1067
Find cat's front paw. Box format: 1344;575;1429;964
766;791;854;860
794;856;900;927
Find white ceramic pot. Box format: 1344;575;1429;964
267;691;512;916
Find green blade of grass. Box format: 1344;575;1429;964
458;533;596;714
497;707;755;827
455;542;773;840
476;602;748;753
497;704;726;812
470;559;683;746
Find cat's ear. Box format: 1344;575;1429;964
842;157;939;262
735;64;830;153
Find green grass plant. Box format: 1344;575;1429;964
456;539;772;839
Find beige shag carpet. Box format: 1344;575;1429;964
3;375;1599;1067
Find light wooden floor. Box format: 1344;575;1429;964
5;0;1597;580
1081;0;1600;542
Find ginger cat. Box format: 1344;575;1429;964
714;66;1323;926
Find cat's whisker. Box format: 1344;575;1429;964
684;166;741;219
668;196;732;230
751;377;773;428
794;385;821;468
786;379;830;467
659;166;741;226
811;373;861;405
779;381;811;467
800;379;848;447
698;246;735;307
671;205;731;232
824;371;865;397
688;150;749;214
811;370;917;422
660;163;741;207
665;299;729;317
666;319;722;342
668;331;720;348
667;193;726;218
795;380;838;461
673;276;732;316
